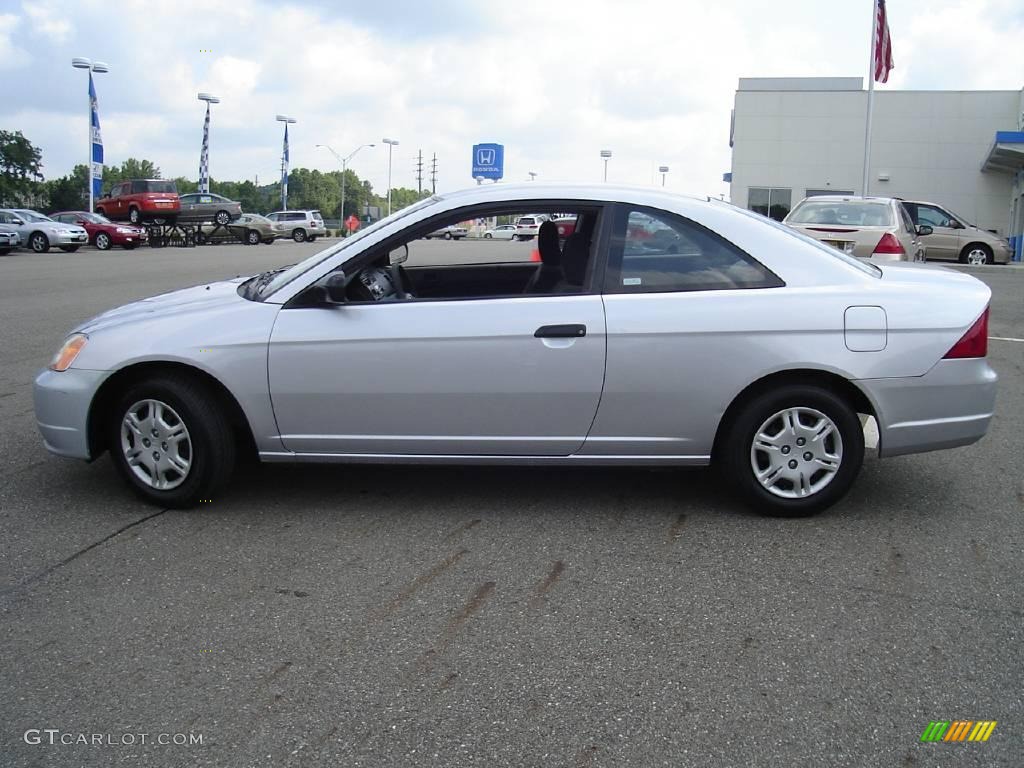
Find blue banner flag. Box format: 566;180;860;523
89;73;103;202
281;123;289;210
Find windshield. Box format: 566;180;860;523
257;195;444;298
787;200;893;227
81;212;109;224
18;210;52;222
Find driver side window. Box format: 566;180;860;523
338;204;603;304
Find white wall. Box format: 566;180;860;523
730;85;1019;234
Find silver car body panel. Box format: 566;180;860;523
32;183;996;468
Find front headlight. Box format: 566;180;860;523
50;333;88;371
116;227;134;234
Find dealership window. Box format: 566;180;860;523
748;187;792;221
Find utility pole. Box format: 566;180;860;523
416;149;424;193
430;153;438;194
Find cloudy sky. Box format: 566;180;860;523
1;0;1022;200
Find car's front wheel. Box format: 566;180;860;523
215;210;230;226
960;243;993;265
108;375;236;508
29;232;49;253
720;385;864;517
247;229;261;245
95;232;112;250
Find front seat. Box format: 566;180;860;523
554;233;589;292
522;220;562;293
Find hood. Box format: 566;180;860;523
75;277;249;334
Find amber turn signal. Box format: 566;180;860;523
50;334;88;371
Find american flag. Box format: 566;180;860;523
874;0;894;83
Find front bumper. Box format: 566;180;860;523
33;368;109;460
857;358;997;458
53;231;89;246
111;230;148;245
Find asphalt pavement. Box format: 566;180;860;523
1;240;1022;766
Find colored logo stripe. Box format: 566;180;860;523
921;720;996;742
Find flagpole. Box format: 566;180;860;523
861;0;878;196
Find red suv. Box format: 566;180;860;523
96;179;181;225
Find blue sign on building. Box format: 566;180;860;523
472;143;504;180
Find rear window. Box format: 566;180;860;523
787;201;893;227
517;218;536;226
131;180;177;194
311;211;324;221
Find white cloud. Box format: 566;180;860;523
0;13;29;70
21;0;71;43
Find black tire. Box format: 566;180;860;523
308;236;317;242
29;232;49;253
128;207;141;225
107;374;236;508
262;238;274;245
484;233;492;239
95;232;112;250
215;210;230;226
247;229;261;245
444;231;453;240
959;243;993;265
719;384;864;517
292;229;307;242
59;245;80;252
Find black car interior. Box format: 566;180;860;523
339;207;600;303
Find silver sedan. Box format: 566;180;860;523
33;184;997;516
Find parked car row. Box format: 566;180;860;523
782;195;1012;265
0;199;327;254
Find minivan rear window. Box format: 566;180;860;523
131;180;177;194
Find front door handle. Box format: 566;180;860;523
535;324;586;338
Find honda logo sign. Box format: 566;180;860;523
471;143;504;180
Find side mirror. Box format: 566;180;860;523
389;244;409;265
11;218;23;225
916;224;933;237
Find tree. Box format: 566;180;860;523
45;164;89;212
0;130;44;206
382;186;431;213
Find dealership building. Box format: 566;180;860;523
727;77;1024;261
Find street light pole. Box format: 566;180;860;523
71;57;109;213
316;142;375;235
382;137;399;216
658;165;670;187
600;149;612;182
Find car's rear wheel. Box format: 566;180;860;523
960;243;992;265
215;210;230;226
95;232;112;250
108;375;236;508
247;229;260;245
720;385;864;517
128;207;141;225
29;232;49;253
292;228;307;242
308;236;317;242
444;231;453;240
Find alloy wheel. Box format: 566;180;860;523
120;399;192;490
749;406;843;499
966;248;988;265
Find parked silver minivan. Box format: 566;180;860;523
901;200;1012;265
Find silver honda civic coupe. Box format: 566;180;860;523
33;184;997;516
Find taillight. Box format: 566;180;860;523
943;307;988;359
872;233;905;256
